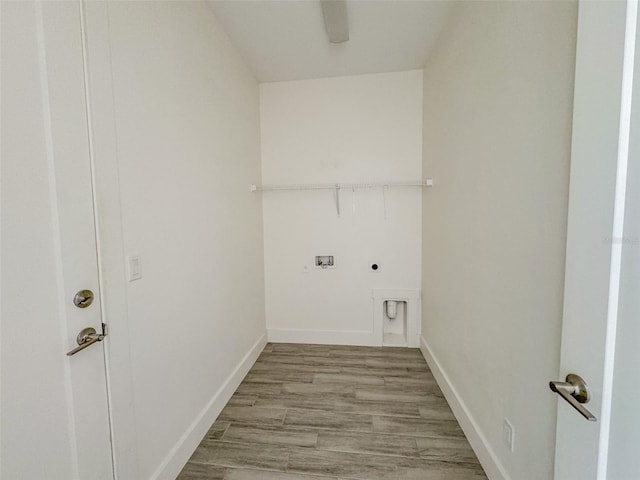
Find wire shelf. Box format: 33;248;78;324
251;179;433;192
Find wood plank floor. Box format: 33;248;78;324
177;343;487;480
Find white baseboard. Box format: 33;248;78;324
419;336;510;480
267;328;377;346
151;332;268;480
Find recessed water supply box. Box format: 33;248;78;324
372;289;421;347
383;300;407;346
315;255;335;269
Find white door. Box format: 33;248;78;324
1;2;114;479
553;1;639;479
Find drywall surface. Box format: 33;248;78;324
421;2;577;479
260;71;422;344
105;3;265;477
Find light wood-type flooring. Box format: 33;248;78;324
177;343;487;480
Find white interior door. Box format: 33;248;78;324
553;1;639;479
1;2;114;479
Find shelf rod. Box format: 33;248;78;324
252;179;433;192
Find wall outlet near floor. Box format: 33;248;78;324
503;418;515;452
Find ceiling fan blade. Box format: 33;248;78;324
321;0;349;44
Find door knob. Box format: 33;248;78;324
549;373;597;422
73;289;94;308
66;327;104;356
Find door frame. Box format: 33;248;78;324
74;0;640;478
554;0;639;478
1;2;118;477
78;2;139;478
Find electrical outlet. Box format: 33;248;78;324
503;418;515;452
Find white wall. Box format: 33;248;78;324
100;3;266;478
260;71;423;345
420;2;577;480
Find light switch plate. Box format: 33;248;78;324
127;254;142;281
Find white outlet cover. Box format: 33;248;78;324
503;418;514;452
127;254;142;282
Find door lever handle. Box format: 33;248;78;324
66;327;104;356
549;373;597;422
